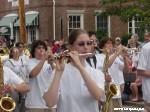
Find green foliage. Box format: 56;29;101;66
95;29;108;40
121;32;145;46
121;33;132;46
99;0;150;29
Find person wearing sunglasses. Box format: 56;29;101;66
15;42;30;63
4;47;29;112
43;29;105;112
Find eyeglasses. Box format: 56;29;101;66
90;39;99;43
76;41;92;46
13;49;19;53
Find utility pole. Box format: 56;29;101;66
53;0;56;40
18;0;26;43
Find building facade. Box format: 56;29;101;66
0;0;133;43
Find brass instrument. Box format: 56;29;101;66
23;49;30;57
99;48;119;112
0;46;16;112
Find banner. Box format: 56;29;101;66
0;26;10;36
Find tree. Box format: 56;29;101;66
99;0;150;30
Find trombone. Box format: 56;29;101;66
0;46;16;112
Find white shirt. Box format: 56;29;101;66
137;42;150;103
19;54;30;64
132;52;140;68
25;58;52;108
50;63;104;112
118;55;125;85
92;53;124;98
4;59;27;76
4;66;24;85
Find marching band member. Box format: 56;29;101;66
43;29;105;112
25;40;53;112
99;38;130;112
0;66;30;112
15;42;30;63
137;31;150;112
4;47;28;112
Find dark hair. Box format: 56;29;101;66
88;31;96;37
61;43;68;51
9;47;18;59
99;38;114;49
68;29;88;45
15;42;24;47
30;40;47;58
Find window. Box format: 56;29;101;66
67;10;84;35
128;16;142;34
12;0;29;7
68;15;83;34
96;15;108;34
30;28;36;42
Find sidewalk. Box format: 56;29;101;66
123;101;144;108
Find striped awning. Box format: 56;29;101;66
14;13;39;26
0;16;18;26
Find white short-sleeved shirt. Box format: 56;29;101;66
4;59;27;76
25;58;52;108
96;54;124;87
91;53;124;98
137;42;150;103
132;52;140;68
4;66;24;85
19;54;30;63
49;63;104;112
118;55;125;85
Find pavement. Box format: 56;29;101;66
123;101;144;108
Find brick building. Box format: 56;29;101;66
0;0;138;43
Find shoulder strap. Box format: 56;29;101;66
21;59;23;65
8;59;15;67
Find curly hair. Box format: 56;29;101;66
30;40;47;58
